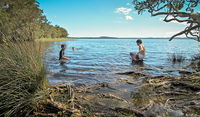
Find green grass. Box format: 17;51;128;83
0;41;48;117
36;38;75;42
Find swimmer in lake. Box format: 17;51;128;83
59;44;69;60
130;39;146;61
72;47;78;51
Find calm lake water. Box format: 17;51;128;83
45;38;200;85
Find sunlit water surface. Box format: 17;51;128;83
45;38;200;85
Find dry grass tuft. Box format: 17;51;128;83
0;41;48;117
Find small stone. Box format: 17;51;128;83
190;102;196;105
118;78;128;82
196;92;200;95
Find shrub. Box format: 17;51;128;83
0;42;48;117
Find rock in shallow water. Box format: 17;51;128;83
143;103;184;117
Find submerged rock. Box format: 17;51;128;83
117;71;148;77
179;70;193;75
143;102;184;117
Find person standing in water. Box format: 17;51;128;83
59;44;69;60
130;39;146;61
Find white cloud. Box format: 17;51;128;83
125;15;133;20
116;7;132;15
115;7;133;21
126;3;131;6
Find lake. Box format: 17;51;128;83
45;38;200;85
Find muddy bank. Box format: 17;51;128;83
34;71;200;117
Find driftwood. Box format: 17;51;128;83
98;93;129;103
115;107;145;117
159;91;189;96
139;101;154;111
171;82;200;91
34;112;56;117
34;84;81;117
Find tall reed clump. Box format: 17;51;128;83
167;53;186;64
0;41;48;117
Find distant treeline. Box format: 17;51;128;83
0;0;68;42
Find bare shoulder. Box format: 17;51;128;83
139;44;144;48
141;44;145;48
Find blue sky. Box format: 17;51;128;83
38;0;188;37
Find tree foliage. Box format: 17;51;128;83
133;0;200;41
0;0;68;42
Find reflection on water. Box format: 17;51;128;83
45;38;199;85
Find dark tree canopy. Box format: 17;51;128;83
133;0;200;41
0;0;68;42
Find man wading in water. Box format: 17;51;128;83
130;39;146;62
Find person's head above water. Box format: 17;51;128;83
61;44;66;50
136;39;142;46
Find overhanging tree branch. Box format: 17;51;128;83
133;0;200;41
169;25;200;41
152;12;191;17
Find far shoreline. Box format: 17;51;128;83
70;37;190;40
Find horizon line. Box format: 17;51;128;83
69;36;186;39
